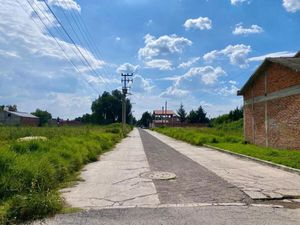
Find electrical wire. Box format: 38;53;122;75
42;0;105;83
17;0;100;94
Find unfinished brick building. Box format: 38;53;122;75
238;52;300;150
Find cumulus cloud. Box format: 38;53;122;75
116;63;140;74
283;0;300;12
176;66;226;87
217;84;239;96
203;44;251;68
178;57;200;69
248;51;296;62
138;34;192;60
0;0;110;118
233;24;264;35
48;0;81;12
145;59;173;70
183;17;212;30
160;86;190;98
231;0;248;5
131;75;154;93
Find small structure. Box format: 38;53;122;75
152;110;180;127
238;51;300;149
0;110;39;126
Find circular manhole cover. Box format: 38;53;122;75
140;171;176;180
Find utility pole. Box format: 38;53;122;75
121;73;133;130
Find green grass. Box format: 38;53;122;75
154;123;300;171
210;143;300;170
153;123;243;146
0;123;131;224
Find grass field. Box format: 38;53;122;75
153;121;300;171
0;124;131;224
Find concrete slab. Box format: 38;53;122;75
61;128;160;209
146;130;300;200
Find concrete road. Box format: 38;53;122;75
32;128;300;225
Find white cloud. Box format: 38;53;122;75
131;75;154;93
160;86;190;98
203;44;251;68
0;0;110;119
48;0;81;12
115;37;121;41
176;66;226;87
0;49;20;58
138;34;192;60
231;0;248;5
217;84;239;96
178;57;200;68
233;24;264;35
116;63;140;74
184;17;212;30
248;51;296;62
145;59;173;70
283;0;300;12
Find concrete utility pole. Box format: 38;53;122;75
121;73;133;130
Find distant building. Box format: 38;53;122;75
151;110;180;127
238;51;300;149
0;110;39;126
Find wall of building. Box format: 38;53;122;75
243;64;300;149
0;111;38;126
20;117;39;126
0;111;21;126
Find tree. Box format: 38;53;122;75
32;109;52;126
187;106;209;124
187;110;198;123
177;103;187;123
87;89;132;125
196;106;209;123
228;107;243;121
0;105;17;111
138;111;152;128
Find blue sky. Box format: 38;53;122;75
0;0;299;119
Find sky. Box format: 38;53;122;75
0;0;299;119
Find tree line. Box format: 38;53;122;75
137;104;243;128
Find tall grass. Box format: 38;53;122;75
154;124;243;146
0;124;131;224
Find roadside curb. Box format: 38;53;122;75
203;144;300;175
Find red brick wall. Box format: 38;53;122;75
268;95;300;149
243;63;300;150
267;64;300;93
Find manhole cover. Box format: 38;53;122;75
140;171;176;180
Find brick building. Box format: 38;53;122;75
151;110;180;127
238;52;300;149
0;110;39;126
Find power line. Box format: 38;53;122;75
42;0;105;83
17;0;99;94
55;0;110;90
62;1;111;84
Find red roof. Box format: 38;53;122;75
153;110;175;115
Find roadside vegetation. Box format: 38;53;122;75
0;124;131;224
154;106;300;171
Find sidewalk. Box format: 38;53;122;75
146;130;300;201
61;128;159;209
